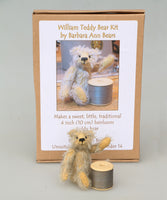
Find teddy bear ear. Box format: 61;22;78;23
89;48;101;59
94;48;102;57
70;46;81;56
87;130;95;137
68;129;77;136
87;130;95;140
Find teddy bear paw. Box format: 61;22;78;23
73;87;87;104
98;137;111;151
78;172;91;189
61;88;70;100
61;170;68;181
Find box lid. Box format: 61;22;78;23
33;10;145;15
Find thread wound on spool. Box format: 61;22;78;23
88;78;113;105
90;161;113;190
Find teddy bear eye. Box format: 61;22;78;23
89;55;91;58
76;136;78;139
78;55;81;58
85;136;87;139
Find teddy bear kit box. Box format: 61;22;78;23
33;10;145;162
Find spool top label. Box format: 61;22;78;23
88;78;113;86
91;161;114;172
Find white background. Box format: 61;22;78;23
39;21;137;150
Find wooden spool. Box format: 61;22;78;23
90;161;114;191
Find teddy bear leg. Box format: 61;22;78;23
71;86;89;106
76;171;91;190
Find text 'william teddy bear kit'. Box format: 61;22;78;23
33;10;145;163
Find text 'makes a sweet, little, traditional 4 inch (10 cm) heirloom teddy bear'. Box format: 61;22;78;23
61;128;111;190
60;45;114;105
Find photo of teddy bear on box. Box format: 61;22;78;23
56;40;119;111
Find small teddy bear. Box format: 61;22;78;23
60;128;111;190
60;46;114;106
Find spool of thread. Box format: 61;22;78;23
90;161;114;191
88;78;113;105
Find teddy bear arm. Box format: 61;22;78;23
63;66;77;81
98;137;111;151
60;66;77;100
61;148;75;181
62;149;75;169
91;63;100;72
92;137;111;153
98;55;115;72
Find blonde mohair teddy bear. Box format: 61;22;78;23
60;128;111;190
60;46;114;105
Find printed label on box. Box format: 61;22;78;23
39;20;138;151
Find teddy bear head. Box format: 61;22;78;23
70;45;101;72
68;128;94;151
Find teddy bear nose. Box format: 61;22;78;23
81;57;88;62
79;138;85;143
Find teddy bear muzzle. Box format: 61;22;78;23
79;137;85;144
81;57;88;63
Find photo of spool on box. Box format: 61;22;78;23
33;10;145;162
88;78;113;105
